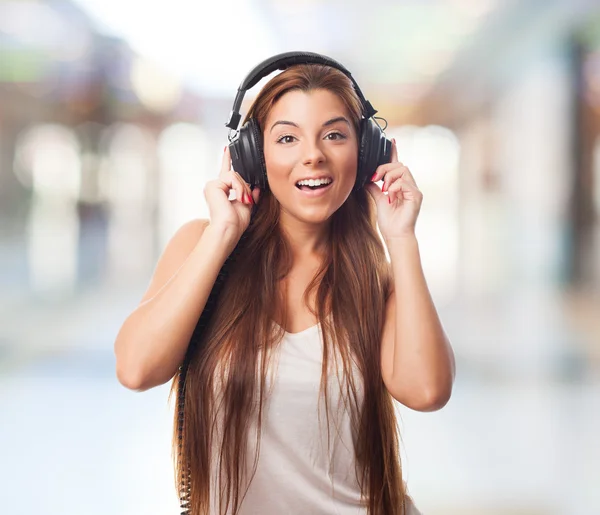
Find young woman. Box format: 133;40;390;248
114;56;455;515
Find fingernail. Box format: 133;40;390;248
224;146;227;153
388;196;391;204
382;183;388;193
370;172;377;182
392;138;396;145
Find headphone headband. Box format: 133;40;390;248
225;51;377;130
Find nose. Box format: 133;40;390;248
302;139;326;167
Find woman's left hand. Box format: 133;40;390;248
365;138;423;241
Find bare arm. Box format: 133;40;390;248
115;146;259;392
114;220;238;391
366;138;454;410
380;235;455;411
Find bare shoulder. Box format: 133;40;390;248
167;218;210;255
138;218;210;305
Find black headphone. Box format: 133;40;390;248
225;51;392;192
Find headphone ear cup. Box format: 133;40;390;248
229;118;268;189
356;118;392;190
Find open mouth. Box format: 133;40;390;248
295;178;333;191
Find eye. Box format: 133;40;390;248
276;134;296;144
325;132;346;141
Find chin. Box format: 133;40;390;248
284;204;337;225
301;211;334;225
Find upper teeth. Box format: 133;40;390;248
297;178;332;187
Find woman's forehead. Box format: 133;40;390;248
266;89;351;124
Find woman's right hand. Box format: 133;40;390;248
203;147;261;241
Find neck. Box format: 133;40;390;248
278;210;330;261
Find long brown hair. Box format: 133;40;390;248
170;64;408;514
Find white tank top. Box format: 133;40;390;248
209;322;422;515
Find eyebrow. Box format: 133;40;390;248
269;116;351;133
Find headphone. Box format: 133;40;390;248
225;51;392;192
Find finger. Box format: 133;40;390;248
370;161;405;183
382;166;417;192
251;186;261;205
232;170;253;204
219;148;246;203
388;183;406;205
387;179;413;193
398;166;417;187
382;169;402;194
387;180;422;204
231;174;250;204
387;179;400;205
213;169;246;204
220;146;231;176
204;177;230;208
391;137;399;163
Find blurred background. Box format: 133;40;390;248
0;0;599;513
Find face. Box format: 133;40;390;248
262;89;359;225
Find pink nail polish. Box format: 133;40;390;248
370;172;377;182
388;196;391;204
382;183;388;193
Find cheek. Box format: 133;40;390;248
264;145;296;179
263;149;293;199
339;152;359;187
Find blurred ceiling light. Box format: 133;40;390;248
14;124;81;199
387;123;460;301
157;123;210;243
130;57;182;113
104;124;154;204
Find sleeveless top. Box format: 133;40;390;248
209;322;422;515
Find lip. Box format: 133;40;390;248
295;181;333;198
